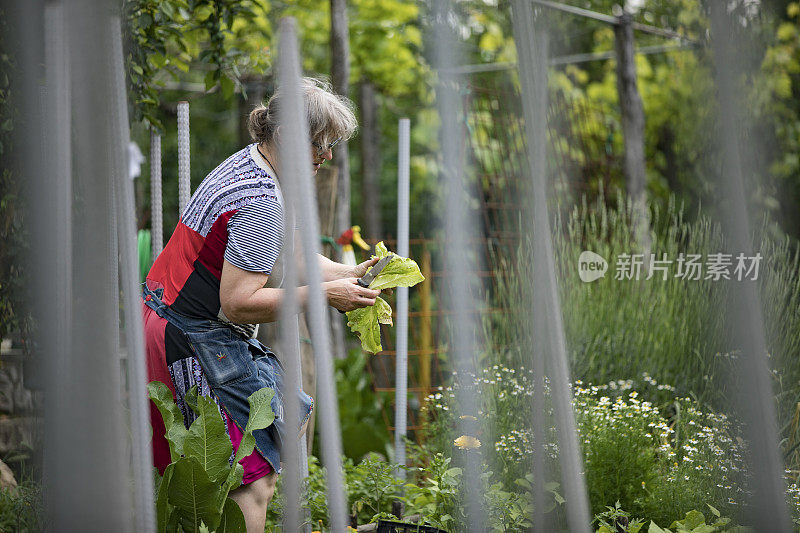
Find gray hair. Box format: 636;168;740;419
248;77;358;146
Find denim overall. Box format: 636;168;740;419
142;284;313;473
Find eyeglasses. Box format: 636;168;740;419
311;137;342;155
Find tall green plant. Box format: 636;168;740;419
489;193;800;411
148;381;275;532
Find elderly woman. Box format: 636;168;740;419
143;77;379;531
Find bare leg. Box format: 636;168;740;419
229;472;278;533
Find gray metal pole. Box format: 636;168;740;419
277;20;350;528
110;16;156;533
511;2;592;531
393;118;411;481
40;1;73;523
177;101;191;215
708;4;792;530
432;0;486;530
150;130;163;256
40;0;131;527
277;18;310;533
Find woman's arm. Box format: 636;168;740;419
220;260;380;324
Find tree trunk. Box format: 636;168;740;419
239;76;269;147
614;12;651;254
330;0;351;240
359;79;382;241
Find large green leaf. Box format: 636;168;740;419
184;384;199;415
156;463;175;533
244;387;276;433
216;497;247;533
232;432;257;467
183;391;233;484
367;241;425;290
346;296;392;354
233;387;276;465
223;462;245;495
168;457;224;532
148;381;188;461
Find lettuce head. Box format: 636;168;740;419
345;242;425;353
365;242;425;291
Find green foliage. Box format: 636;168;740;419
268;451;556;532
148;381;275;533
593;502;752;533
404;453;464;531
346;455;406;523
423;364;778;526
345;297;392;354
123;0;259;130
328;349;392;461
646;505;753;533
0;482;45;533
0;10;30;340
594;501;645;533
487;194;800;414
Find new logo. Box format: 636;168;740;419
578;251;608;283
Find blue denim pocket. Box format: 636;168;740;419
185;327;254;387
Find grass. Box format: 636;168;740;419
488;192;800;417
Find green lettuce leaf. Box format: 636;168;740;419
367;241;425;291
346;242;424;353
346;297;392;354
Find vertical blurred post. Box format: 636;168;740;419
708;4;792;530
432;0;486;529
31;0;132;528
278;19;349;528
177;101;191;215
110;16;156;532
511;2;591;532
39;0;73;524
394;118;410;481
277;17;310;533
150;130;163;257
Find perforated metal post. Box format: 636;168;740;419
177;101;190;216
394;118;410;481
150;129;163;256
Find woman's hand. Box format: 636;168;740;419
351;257;393;296
324;278;381;312
351;257;379;278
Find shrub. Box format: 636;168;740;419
421;366;799;526
0;481;44;533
